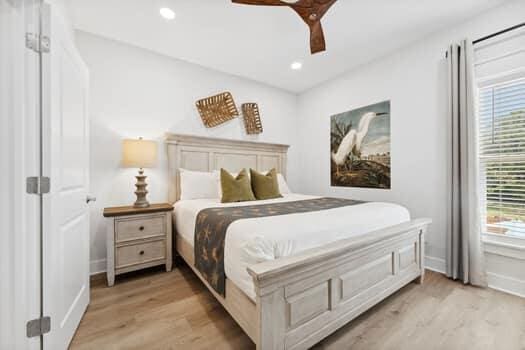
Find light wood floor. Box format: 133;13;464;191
70;263;525;350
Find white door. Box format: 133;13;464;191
0;0;41;348
42;2;91;349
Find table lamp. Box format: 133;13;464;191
121;138;158;208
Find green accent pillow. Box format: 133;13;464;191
250;168;282;200
220;168;256;203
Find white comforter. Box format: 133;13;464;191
174;194;410;300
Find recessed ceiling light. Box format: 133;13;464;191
159;7;176;20
290;61;303;70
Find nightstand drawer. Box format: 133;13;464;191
115;216;165;242
116;240;166;268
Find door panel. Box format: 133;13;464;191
43;2;90;349
60;215;88;318
60;50;86;189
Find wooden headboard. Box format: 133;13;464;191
165;133;289;203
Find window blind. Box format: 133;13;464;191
478;79;525;238
475;27;525;239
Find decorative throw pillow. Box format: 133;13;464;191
220;168;256;203
250;168;282;200
214;169;245;199
261;170;291;194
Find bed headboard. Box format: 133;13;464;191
166;133;289;203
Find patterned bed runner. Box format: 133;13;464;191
194;197;364;296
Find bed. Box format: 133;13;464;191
166;133;431;350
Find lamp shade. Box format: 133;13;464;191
121;138;158;168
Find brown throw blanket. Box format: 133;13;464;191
194;197;364;295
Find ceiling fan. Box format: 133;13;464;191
231;0;338;54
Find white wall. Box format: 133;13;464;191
296;1;525;290
76;31;299;273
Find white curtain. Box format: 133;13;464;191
446;40;487;286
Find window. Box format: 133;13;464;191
478;78;525;239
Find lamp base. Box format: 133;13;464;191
133;168;150;208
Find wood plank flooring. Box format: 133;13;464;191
70;263;525;350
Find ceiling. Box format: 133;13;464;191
70;0;509;93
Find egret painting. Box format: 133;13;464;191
330;101;391;189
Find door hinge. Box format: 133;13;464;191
25;32;50;53
26;316;51;338
26;176;50;195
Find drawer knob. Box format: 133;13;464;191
139;226;145;231
139;250;145;255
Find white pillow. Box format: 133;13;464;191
277;173;291;194
179;169;219;200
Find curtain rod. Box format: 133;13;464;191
473;22;525;44
445;22;525;58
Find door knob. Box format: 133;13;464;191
86;195;97;204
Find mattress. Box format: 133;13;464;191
174;194;410;300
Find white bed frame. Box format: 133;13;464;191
166;133;431;350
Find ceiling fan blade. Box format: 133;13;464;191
232;0;337;54
311;0;337;19
309;21;326;54
231;0;286;5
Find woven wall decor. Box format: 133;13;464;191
195;91;239;128
241;103;263;134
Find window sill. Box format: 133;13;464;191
483;234;525;260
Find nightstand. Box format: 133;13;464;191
103;203;174;286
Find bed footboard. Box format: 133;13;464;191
248;218;431;350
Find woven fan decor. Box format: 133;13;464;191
241;103;263;134
195;92;239;128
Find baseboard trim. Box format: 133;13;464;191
424;256;446;274
487;272;525;298
90;258;106;275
